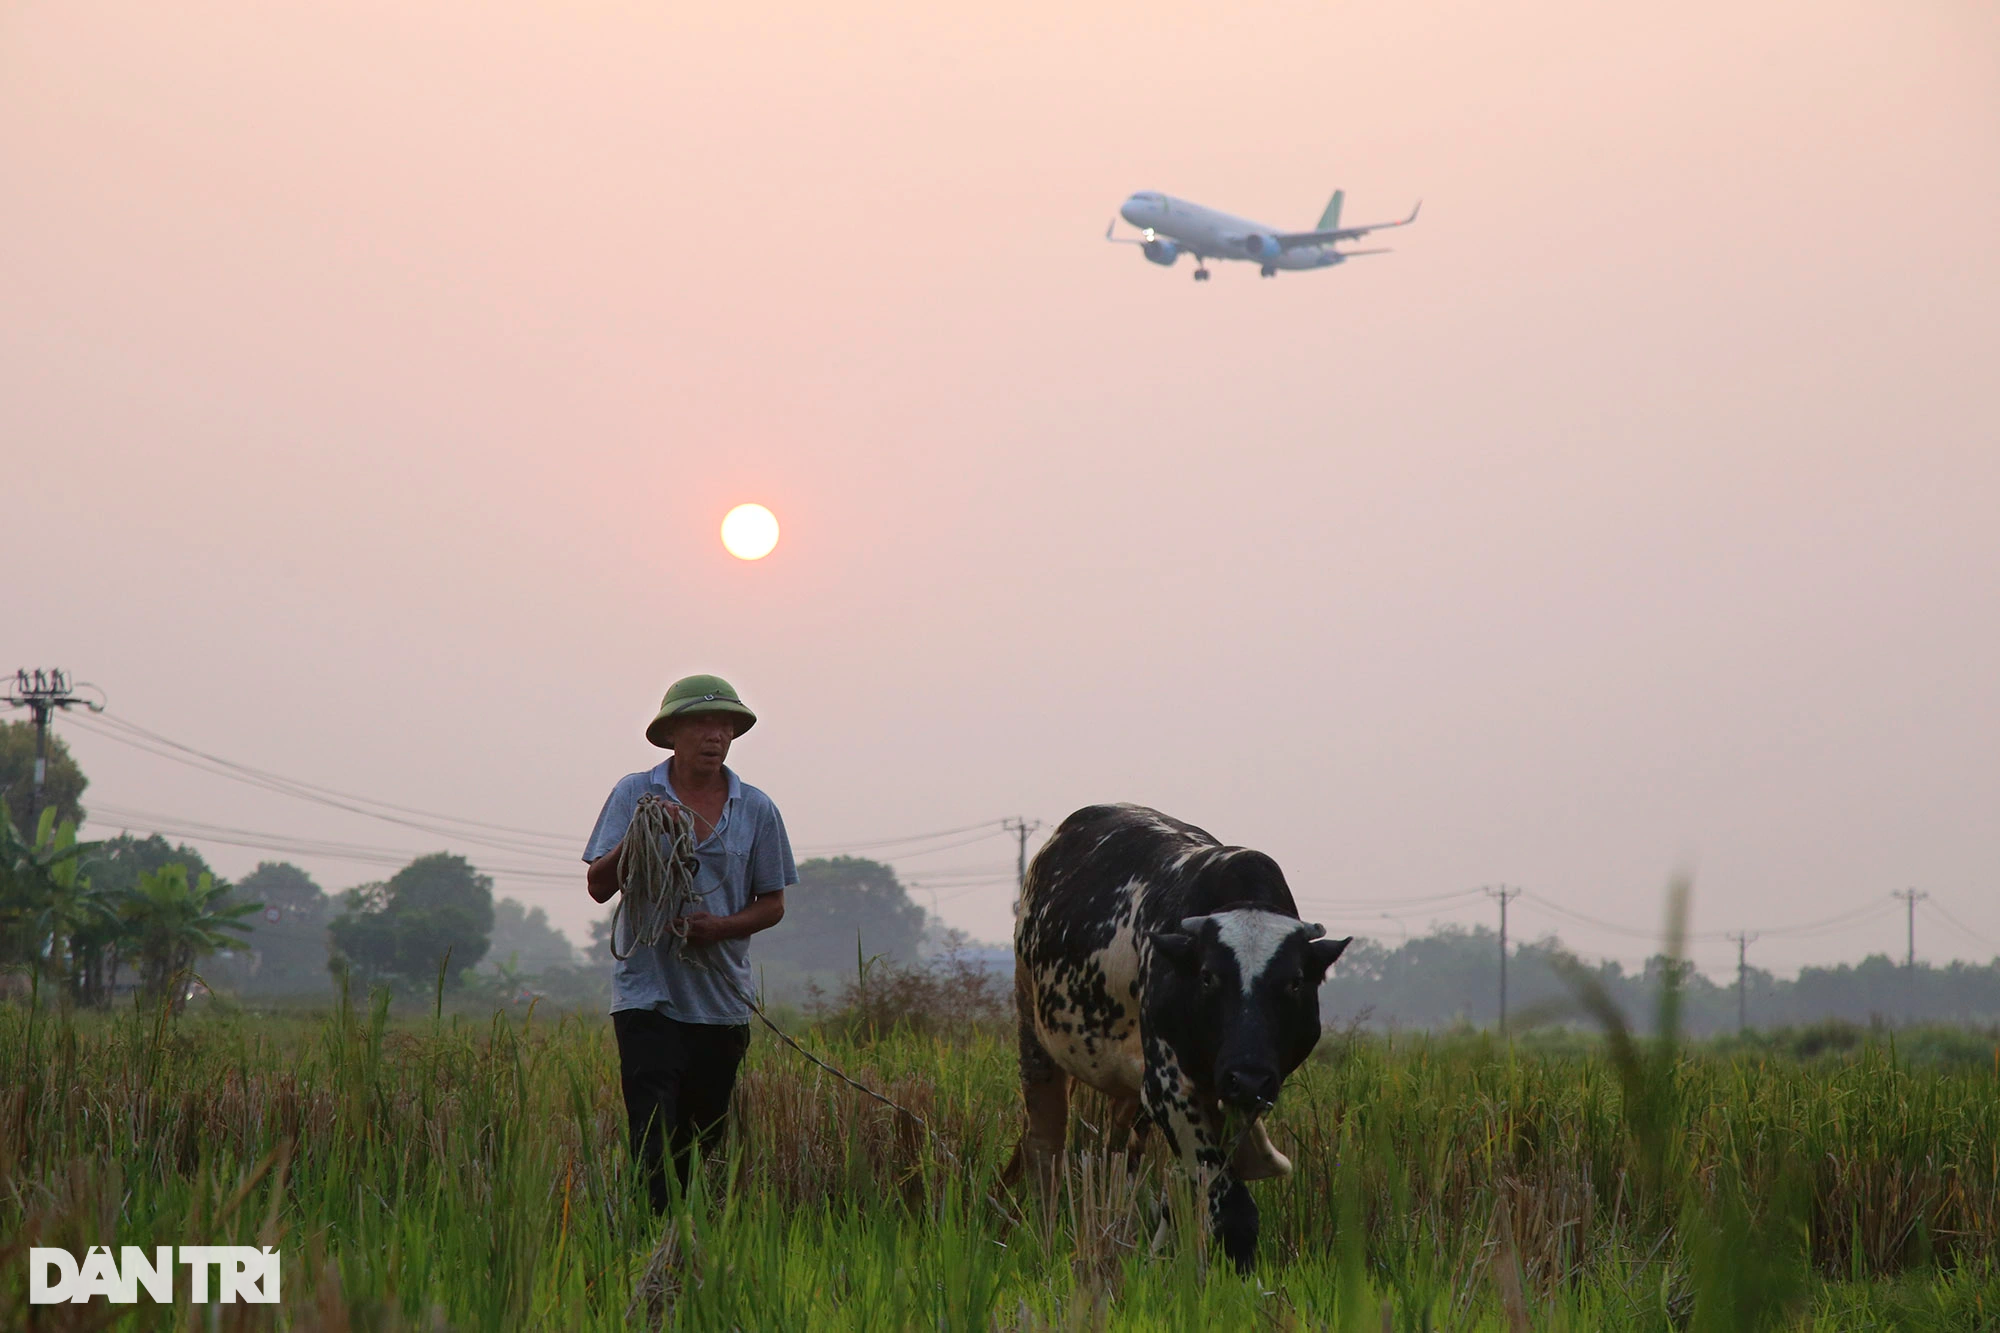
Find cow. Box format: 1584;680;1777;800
1004;803;1351;1270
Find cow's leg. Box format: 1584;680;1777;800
1000;970;1069;1190
1210;1177;1258;1272
1104;1095;1150;1171
1141;1039;1259;1272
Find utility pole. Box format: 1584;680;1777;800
1891;889;1928;968
1485;886;1521;1032
1726;931;1759;1034
3;669;102;840
1002;817;1041;915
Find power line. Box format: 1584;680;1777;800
1755;898;1905;940
1518;889;1901;945
1921;899;2000;954
1293;886;1490;913
1726;931;1759;1034
67;715;577;858
1891;888;1929;968
908;876;1020;905
81;712;578;844
89;802;569;869
860;829;1011;861
1002;816;1042;911
893;864;1020;882
1486;886;1521;1033
59;709;2000;965
795;819;1011;854
88;809;586;883
70;711;1018;865
4;668;105;834
1518;891;1730;943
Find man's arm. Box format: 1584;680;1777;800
585;843;624;904
679;891;784;946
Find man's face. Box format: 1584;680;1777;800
666;712;736;772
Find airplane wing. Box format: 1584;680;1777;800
1105;219;1147;245
1272;200;1421;249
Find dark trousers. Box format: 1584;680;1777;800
611;1008;751;1212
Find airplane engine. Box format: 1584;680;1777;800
1242;234;1280;262
1142;238;1180;266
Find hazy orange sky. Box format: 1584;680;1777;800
6;0;1997;977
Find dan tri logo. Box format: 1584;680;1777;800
30;1247;280;1304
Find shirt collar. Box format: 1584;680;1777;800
649;760;741;804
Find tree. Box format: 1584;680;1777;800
86;834;226;899
121;864;259;1014
0;720;88;835
482;898;575;974
75;834;227;1005
0;804;112;1006
231;862;332;993
328;852;495;991
758;857;927;969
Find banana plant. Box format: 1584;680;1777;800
122;862;260;1015
0;804;111;1008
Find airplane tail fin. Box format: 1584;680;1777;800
1315;189;1344;231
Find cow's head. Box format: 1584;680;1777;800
1148;909;1350;1112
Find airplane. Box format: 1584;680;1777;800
1106;188;1420;281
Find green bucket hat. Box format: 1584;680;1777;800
645;674;758;749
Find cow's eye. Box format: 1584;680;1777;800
1198;969;1220;991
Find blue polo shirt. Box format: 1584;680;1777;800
582;761;797;1023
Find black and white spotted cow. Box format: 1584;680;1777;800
1005;802;1351;1270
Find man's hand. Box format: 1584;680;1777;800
675;892;786;947
677;911;728;947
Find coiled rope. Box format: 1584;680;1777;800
610;795;707;962
611;794;959;1167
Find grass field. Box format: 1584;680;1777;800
3;987;1998;1331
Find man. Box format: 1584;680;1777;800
583;673;796;1211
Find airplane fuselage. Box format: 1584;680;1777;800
1118;192;1345;271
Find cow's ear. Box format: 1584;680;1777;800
1150;931;1199;968
1308;936;1352;976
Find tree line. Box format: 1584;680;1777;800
1322;926;2000;1034
0;723;947;1009
10;722;1996;1029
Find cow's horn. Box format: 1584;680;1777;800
1179;915;1212;934
1302;922;1326;940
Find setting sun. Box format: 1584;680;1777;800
720;503;780;560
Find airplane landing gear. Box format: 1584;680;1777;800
1259;264;1277;277
1193;265;1211;282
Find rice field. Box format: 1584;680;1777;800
3;989;1997;1331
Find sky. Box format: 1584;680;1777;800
5;0;1997;980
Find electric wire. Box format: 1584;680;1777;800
67;711;1018;864
1751;898;1906;939
1519;891;1736;944
793;820;1009;854
1293;887;1492;912
67;715;577;859
80;712;578;844
57;713;1993;962
1922;899;2000;953
85;815;586;885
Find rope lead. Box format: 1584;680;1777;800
610;795;706;962
611;793;960;1167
